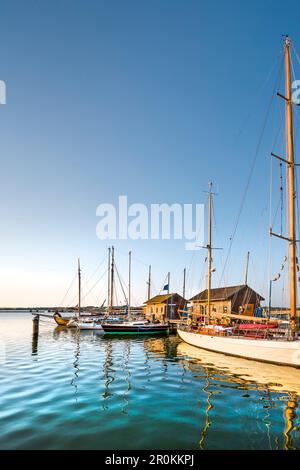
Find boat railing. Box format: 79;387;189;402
178;322;294;341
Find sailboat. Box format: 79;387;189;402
177;37;300;368
73;259;104;331
53;311;74;327
54;259;103;330
101;248;169;334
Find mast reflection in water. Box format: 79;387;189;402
0;311;299;450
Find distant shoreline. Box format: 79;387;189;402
0;307;85;312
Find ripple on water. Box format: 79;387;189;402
0;313;299;449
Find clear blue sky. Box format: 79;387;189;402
1;0;300;307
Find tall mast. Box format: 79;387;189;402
110;246;115;314
147;265;151;301
245;251;250;285
183;267;186;299
128;250;131;317
78;258;81;319
207;182;212;324
167;272;170;320
285;37;297;336
107;247;111;315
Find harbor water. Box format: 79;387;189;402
0;311;299;450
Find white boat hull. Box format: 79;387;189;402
77;322;104;331
177;328;300;368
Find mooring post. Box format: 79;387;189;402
33;314;40;335
32;314;39;355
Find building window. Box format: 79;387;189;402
223;306;228;313
212;305;216;312
161;307;163;313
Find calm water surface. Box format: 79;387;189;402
0;311;299;450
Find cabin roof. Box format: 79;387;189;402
190;284;264;302
144;293;186;305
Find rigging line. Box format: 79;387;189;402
114;247;150;270
81;269;108;303
291;42;300;66
186;188;214;291
211;197;227;288
59;272;77;307
211;198;223;272
85;255;107;285
235;48;284;139
66;270;104;308
249;255;264;299
268;100;285;287
65;263;108;308
150;279;158;296
295;170;300;269
220;53;285;286
80;274;97;305
158;273;169;295
292;95;300;265
115;264;128;305
130;253;151;268
290;47;300;267
269;98;285;228
270;104;285;226
185;250;197;297
280;163;283;235
115;263;130;303
271;175;286;228
114;282;119;307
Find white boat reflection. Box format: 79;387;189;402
177;341;300;395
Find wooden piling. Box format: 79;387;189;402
32;314;39;355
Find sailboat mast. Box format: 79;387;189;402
110;246;114;314
107;247;111;315
245;251;250;285
78;258;81;319
128;250;131;317
147;265;151;301
207;182;212;324
183;267;186;299
285;37;297;336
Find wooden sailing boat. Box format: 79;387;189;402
74;259;103;331
101;249;169;334
178;37;300;367
54;259;103;330
53;259;83;327
53;310;73;326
